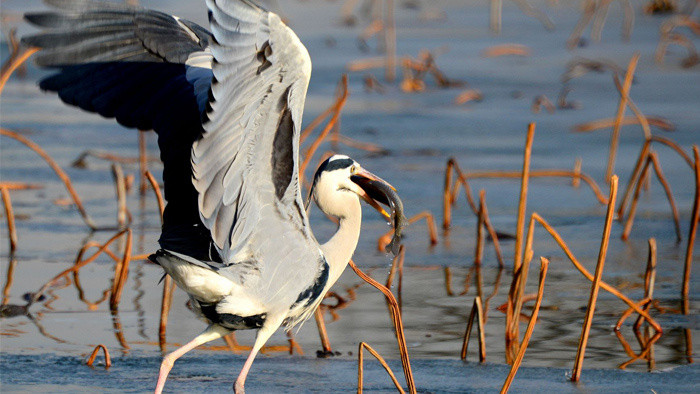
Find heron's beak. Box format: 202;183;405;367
350;168;407;255
350;169;394;220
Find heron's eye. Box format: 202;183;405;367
350;165;356;173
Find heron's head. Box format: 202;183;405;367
308;155;396;221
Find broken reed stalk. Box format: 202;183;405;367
573;116;674;133
508;216;536;346
618;331;663;369
573;158;582;188
0;182;43;191
500;257;549;393
444;158;505;266
530;212;662;331
0;46;38;95
159;276;176;352
111;164;128;229
2;257;18;306
475;191;486;265
110;229;133;310
571;176;618;382
86;344;112;369
617;140;650;220
299;75;349;182
648;152;682;241
1;187;17;254
144;170;165;222
32;229;129;304
377;211;437;251
507;122;535;363
357;342;405;394
651;135;694;168
621;156;652;240
634;238;657;330
0;128;99;230
605;53;639;183
461;169;608;205
348;260;415;394
314;308;333;355
460;297;486;363
683;146;699;361
610;74;652;141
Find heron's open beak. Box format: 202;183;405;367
350;168;407;255
350;169;394;220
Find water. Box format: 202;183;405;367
1;0;699;391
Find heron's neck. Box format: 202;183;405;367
320;198;362;291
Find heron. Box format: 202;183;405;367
22;0;406;392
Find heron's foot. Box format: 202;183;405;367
233;379;245;394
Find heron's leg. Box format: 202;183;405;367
234;317;284;394
155;324;229;394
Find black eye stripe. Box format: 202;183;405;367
319;158;354;173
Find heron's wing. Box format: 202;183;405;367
22;0;220;262
192;0;313;265
22;0;214;114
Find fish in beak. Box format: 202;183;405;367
350;168;407;255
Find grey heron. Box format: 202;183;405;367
22;0;405;392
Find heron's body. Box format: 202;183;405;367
23;1;404;392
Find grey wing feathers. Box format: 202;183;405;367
192;0;313;265
23;0;212;66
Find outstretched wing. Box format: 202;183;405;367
193;0;314;265
22;0;219;261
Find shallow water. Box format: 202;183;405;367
1;0;699;392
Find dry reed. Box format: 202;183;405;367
314;308;333;356
529;212;662;331
145;170;165;222
86;344;112;369
0;40;38;95
475;191;486;265
460;297;486;363
348;260;416;394
682;146;699;362
500;257;549;393
443;158;506;266
111;164;128;229
357;342;405;394
377;211;438;251
0;128;99;230
634;238;657;330
481;44;531;58
606;53;639;183
1;187;17;254
2;257;18;306
109;229;133;310
507;122;535;361
571;176;618;382
574;116;674;133
299;75;349;182
460;169;608;205
159;276;176;352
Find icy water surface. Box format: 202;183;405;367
1;0;699;392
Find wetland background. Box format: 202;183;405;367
1;0;699;392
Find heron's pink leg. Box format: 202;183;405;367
234;317;283;394
155;325;229;394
